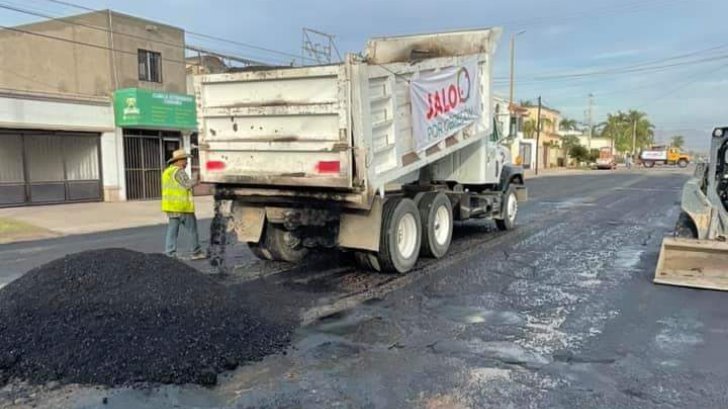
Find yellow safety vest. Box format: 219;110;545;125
161;166;195;213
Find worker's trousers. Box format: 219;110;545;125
165;213;202;257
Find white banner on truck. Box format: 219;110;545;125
410;58;480;152
641;150;667;160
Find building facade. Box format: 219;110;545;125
0;10;196;206
521;105;564;168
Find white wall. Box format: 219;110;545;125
100;129;126;201
0;91;121;200
577;135;613;152
0;92;113;131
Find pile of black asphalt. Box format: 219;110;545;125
0;248;295;387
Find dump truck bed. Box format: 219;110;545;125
194;28;501;208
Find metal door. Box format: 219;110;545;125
123;130;181;200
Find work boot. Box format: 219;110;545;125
190;251;208;261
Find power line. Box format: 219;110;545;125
37;0;319;64
493;52;728;86
635;63;728;110
0;23;194;66
42;0;93;11
187;31;318;64
0;2;286;66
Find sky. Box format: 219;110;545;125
2;0;727;151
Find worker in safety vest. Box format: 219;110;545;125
162;149;206;260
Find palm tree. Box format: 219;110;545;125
559;118;578;131
519;99;535;107
539;117;553;133
600;110;654;153
523;117;553;139
670;135;685;149
523;119;537;139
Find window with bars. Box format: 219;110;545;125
138;49;162;83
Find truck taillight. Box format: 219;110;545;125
316;161;340;174
206;160;226;171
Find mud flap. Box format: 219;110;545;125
654;237;728;291
338;197;383;252
232;206;266;243
514;185;528;202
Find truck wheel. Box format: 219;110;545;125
644;160;655;168
378;198;422;273
258;222;308;263
354;251;381;272
419;192;453;258
496;186;519;231
674;212;698;239
247;242;272;261
678;159;688;168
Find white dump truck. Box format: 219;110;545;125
194;28;526;273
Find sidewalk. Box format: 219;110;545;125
0;196;214;244
525;167;594;179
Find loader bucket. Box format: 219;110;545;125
654;237;728;291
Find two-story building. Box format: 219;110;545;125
521;104;564;168
0;10;196;206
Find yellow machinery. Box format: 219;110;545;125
654;127;728;290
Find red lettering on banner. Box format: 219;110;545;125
433;92;443;117
448;85;459;111
425;83;463;120
426;94;435;120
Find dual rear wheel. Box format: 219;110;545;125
250;188;519;274
357;192;454;274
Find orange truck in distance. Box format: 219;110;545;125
639;146;690;168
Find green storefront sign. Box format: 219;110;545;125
113;88;197;129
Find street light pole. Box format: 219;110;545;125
535;96;542;175
508;30;526;137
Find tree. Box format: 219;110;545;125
600;110;654;153
540;117;553;132
561;134;581;151
569;144;590;163
588;149;600;162
523;117;553;139
519;99;534;107
559;118;578;131
670;135;685;149
523;119;537;139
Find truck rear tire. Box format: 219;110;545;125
378;198;422;273
354;251;381;272
419;192;453;259
678;159;688;168
644;160;655;168
250;222;308;263
247;242;273;261
496;186;519;231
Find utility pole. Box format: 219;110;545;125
508;31;525;137
587;93;594;150
631;119;637;155
535;96;542;175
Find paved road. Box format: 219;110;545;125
4;168;728;409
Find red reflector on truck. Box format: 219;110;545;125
206;161;225;171
316;161;340;174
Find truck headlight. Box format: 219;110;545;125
714;128;724;138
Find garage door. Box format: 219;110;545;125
0;130;102;207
